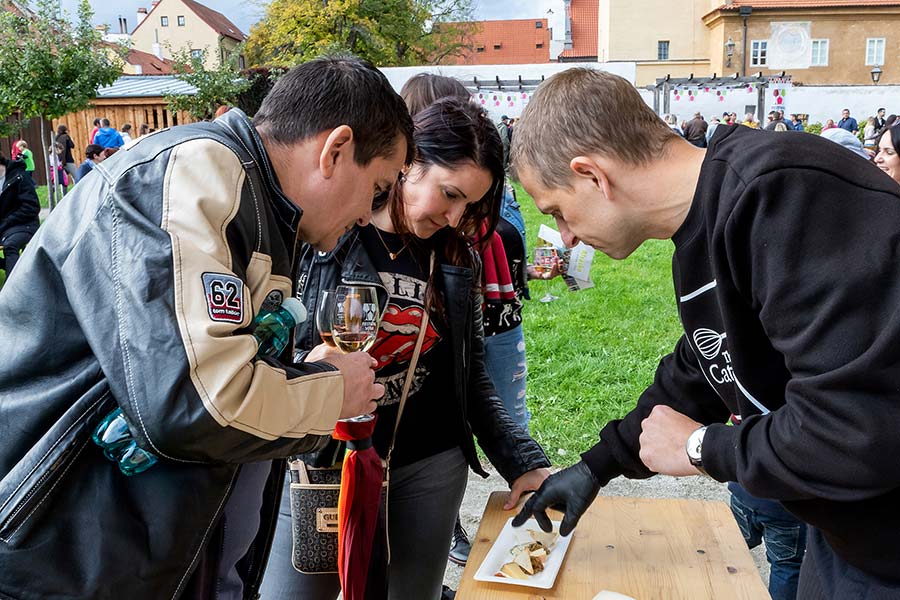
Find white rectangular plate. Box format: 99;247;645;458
473;517;574;589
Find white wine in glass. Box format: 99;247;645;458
331;285;381;422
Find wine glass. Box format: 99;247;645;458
331;285;381;422
316;290;338;347
331;285;380;354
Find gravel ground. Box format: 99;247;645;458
443;465;770;593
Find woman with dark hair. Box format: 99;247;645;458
400;72;470;116
260;97;551;600
0;150;40;277
874;122;900;185
56;124;78;184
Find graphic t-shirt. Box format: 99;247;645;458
360;225;459;468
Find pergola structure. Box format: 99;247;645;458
651;72;793;119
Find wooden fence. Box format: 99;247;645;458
52;98;198;165
1;114;52;186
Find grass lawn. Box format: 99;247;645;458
513;182;683;465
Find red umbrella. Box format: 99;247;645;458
333;415;388;600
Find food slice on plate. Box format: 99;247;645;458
498;562;530;580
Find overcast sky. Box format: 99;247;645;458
58;0;567;39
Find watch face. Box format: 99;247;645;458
687;427;706;464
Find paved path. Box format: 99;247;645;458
443;465;770;592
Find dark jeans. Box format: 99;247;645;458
1;228;36;276
798;527;900;599
729;482;806;600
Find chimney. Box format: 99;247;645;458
563;0;573;50
152;29;163;59
136;7;148;27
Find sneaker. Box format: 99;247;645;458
448;517;471;566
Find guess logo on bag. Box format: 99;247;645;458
316;507;339;533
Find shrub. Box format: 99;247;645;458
806;122;823;136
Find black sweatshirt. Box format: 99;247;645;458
581;125;900;581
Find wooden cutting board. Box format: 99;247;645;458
457;491;769;599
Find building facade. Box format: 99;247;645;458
129;0;246;70
443;19;552;65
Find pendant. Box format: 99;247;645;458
389;252;398;260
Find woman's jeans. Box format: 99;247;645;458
260;447;469;600
483;325;529;429
728;482;806;600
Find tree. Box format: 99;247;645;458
245;0;476;68
0;0;124;209
165;45;253;122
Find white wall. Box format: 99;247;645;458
642;84;900;126
379;62;637;121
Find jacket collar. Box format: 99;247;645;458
213;109;303;233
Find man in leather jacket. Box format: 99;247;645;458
0;55;412;600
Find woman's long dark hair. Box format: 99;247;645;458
373;96;505;313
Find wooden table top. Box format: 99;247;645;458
457;491;769;600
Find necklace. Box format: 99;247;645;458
374;226;409;261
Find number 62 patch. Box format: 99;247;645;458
202;272;244;323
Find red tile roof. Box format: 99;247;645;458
443;19;551;65
559;0;599;60
100;41;175;74
181;0;246;41
714;0;900;10
131;0;246;42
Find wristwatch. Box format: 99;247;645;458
685;426;709;473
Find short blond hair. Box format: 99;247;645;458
510;68;677;189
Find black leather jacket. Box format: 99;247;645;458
295;229;550;483
0;110;337;600
0;159;40;237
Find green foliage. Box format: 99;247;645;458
0;0;124;122
234;67;286;118
806;122;823;136
245;0;476;67
513;183;683;464
166;46;253;121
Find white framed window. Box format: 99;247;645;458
160;15;169;27
866;37;885;66
750;40;768;67
811;39;829;66
658;40;670;60
177;15;185;26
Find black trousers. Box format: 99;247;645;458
1;228;36;276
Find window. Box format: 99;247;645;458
160;16;168;27
658;40;670;60
750;40;768;67
190;49;203;60
493;43;502;50
811;39;829;66
476;45;485;53
536;42;544;49
535;21;543;28
239;55;246;69
177;15;185;26
866;37;885;65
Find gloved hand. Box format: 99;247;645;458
511;461;601;537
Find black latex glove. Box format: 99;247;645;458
511;461;601;537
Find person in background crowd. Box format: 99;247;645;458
837;108;859;135
101;147;119;160
875;108;886;130
214;105;231;119
88;117;101;144
790;114;805;132
9;139;20;161
498;115;512;169
75;143;106;180
864;117;879;150
93;118;124;148
773;122;788;132
821;126;871;159
823;118;836;131
741;113;758;128
50;142;69;195
682;112;708;148
14;141;34;183
119;123;133;144
665;114;683;136
56;124;78;184
0;150;40;277
138;123;150;138
874;122;900;185
706;117;721;143
511;67;900;600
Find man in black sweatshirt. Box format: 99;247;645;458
509;68;900;599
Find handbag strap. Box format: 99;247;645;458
385;251;435;465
